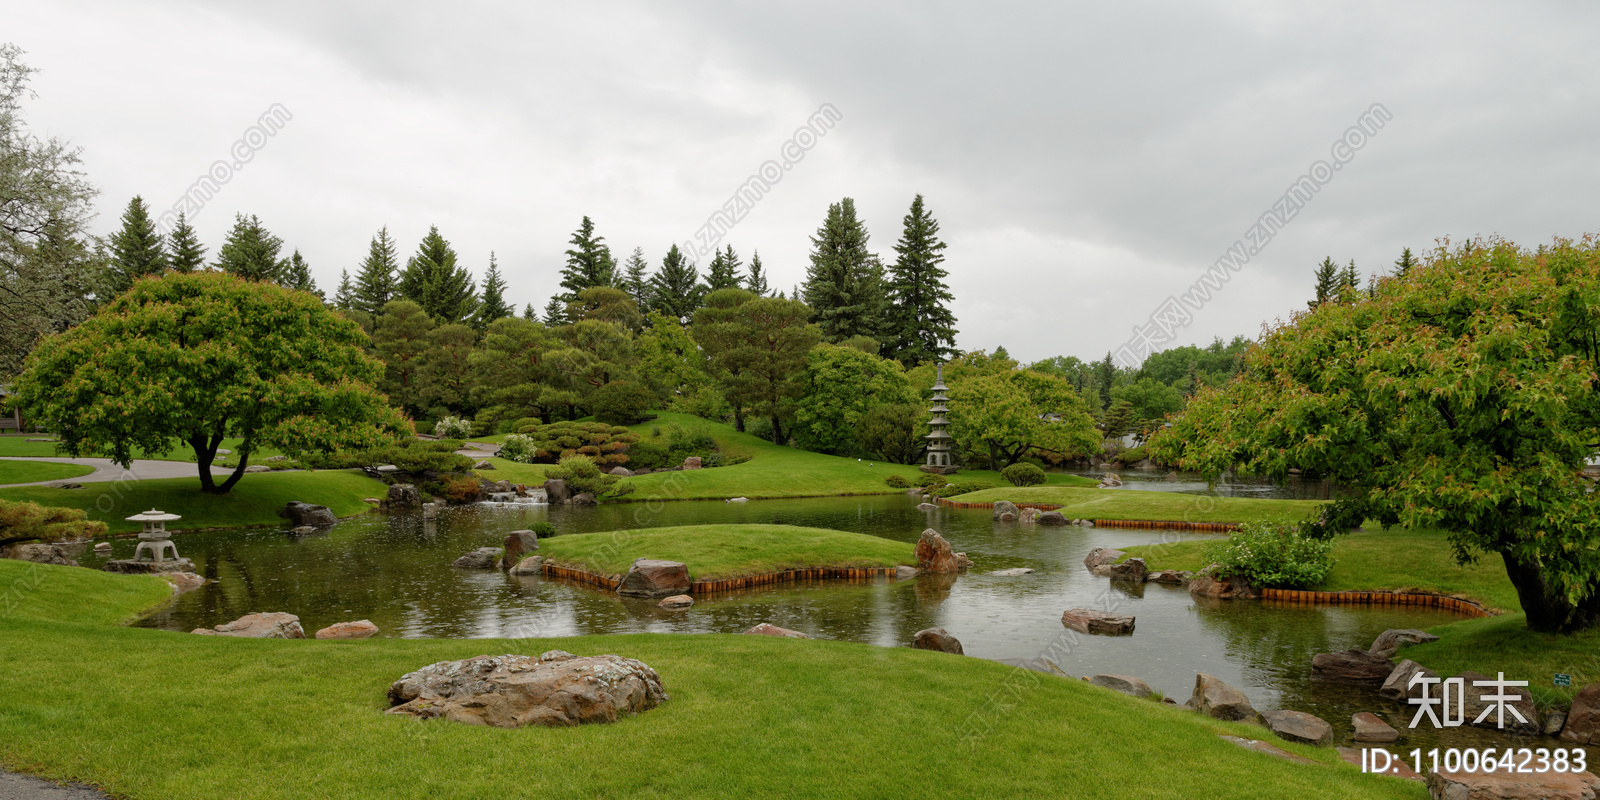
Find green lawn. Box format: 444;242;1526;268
0;470;385;534
0;559;1423;800
539;524;915;581
0;460;95;485
0;435;284;464
471;457;555;486
948;485;1324;524
1400;614;1600;707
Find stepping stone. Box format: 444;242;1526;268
1427;766;1599;797
1310;648;1393;684
1351;711;1399;743
1219;735;1317;766
658;595;693;609
1262;709;1333;747
1061;608;1135;635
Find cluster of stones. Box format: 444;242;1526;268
988;501;1095;527
190;611;378;640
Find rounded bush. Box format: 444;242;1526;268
434;415;474;440
1002;463;1047;487
530;521;557;538
1203;520;1336;589
590;381;654;425
914;473;949;488
884;474;911;488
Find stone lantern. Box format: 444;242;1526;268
921;363;959;475
103;509;194;574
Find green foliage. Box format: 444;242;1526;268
505;421;639;467
439;474;483;505
497;433;540;464
213;213;283;283
620;247;650;307
419;323;478;413
530;521;557;538
300;438;471;474
914;473;948;488
701;452;726;468
546;454;628;498
1202;520;1336;589
352;226;400;316
1001;462;1046;487
104;195;167;295
1308;256;1340;309
371;300;434;414
471;316;557;422
884;474;910;488
705;244;743;291
745;250;770;296
949;367;1100;469
434;415;473;440
0;498;107;548
792;344;916;454
397;225;478;324
165;213;206;274
668;385;731;423
1113;446;1149;465
590;380;654;425
882;194;957;367
1100;399;1136;440
637;312;714;409
929;480;994;498
15;272;411;494
566;286;642;332
855;403;924;464
627;422;718;470
803;197;884;343
473;252;513;330
283;249;318;296
558;216;616;303
648;244;702;322
692;290;821;443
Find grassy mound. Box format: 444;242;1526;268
0;470;386;534
539;524;914;581
0;558;1421;800
946;485;1323;524
0;460;95;485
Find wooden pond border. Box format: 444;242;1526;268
1260;587;1492;618
933;497;1242;533
541;563;901;595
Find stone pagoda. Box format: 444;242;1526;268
921;363;958;474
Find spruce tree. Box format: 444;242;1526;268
620;247;650;306
705;244;743;291
1308;256;1340;309
558;216;615;302
542;297;566;326
1337;259;1361;303
284;249;320;296
213;213;284;283
648;244;703;322
166;212;206;273
1394;247;1416;277
882;194;957;367
473;251;513;329
397;225;478;323
353;226;400;316
1096;352;1116;412
104;195;168;295
333;269;356;309
746;250;770;296
522;303;536;320
803;197;882;342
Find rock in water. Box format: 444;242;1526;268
283;501;337;527
1082;548;1125;569
1090;674;1152;698
744;623;812;638
569;493;597;506
1107;557;1147;582
510;556;544;576
1562;682;1600;745
991;500;1020;522
500;530;539;568
1035;511;1069;525
1367;628;1439;658
658;595;693;609
1379;659;1437;701
916;502;939;511
1310;649;1394;684
543;478;571;505
316;620;379;639
1351;712;1399;743
915;529;962;573
386;483;421;510
1426;768;1600;799
912;628;964;655
894;565;919;579
1061;608;1135;635
387;652;668;728
1189;673;1258;722
1187;567;1260;599
191;612;305;639
618;559;690;597
1145;569;1192;585
164;572;205;594
452;548;503;569
1262;709;1333;747
988;568;1034;577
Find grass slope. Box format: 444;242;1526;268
471;457;555;486
949;485;1323;524
539;524;915;580
0;559;1422;800
0;471;385;534
0;436;285;464
0;460;95;485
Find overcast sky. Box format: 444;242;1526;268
7;1;1600;364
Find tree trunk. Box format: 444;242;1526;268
193;431;249;495
1502;551;1600;633
770;415;784;445
733;407;745;432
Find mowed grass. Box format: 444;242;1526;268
949;485;1324;524
0;435;286;463
0;460;95;485
471;457;555;486
1400;614;1600;707
538;524;915;580
0;470;385;534
0;560;1424;800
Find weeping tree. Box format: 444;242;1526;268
1151;237;1600;633
15;272;411;494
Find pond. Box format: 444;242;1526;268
82;494;1515;749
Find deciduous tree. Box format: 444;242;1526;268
792;344;916;454
950;369;1100;469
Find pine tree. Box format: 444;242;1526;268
542;297;566;326
473;251;513;329
213;213;284;283
397;225;478;324
1096;352;1116;413
104;196;168;294
882;194;957;367
1394;247;1416;277
746;250;770;296
1308;256;1340;309
283;249;320;296
803;197;883;342
353;226;400;316
620;247;650;306
649;244;703;322
333;269;356;309
705;244;743;291
1337;259;1361;303
166;212;206;273
522;303;536;320
558;216;615;302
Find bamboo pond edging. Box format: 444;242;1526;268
541;563;621;591
541;563;901;596
1260;587;1492;618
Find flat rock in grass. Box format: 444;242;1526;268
473;460;494;469
316;620;379;639
1335;748;1424;781
1368;628;1439;658
243;465;271;473
1190;673;1257;722
1379;659;1437;701
618;559;690;597
3;543;77;567
452;547;502;569
1310;648;1393;684
1219;736;1317;766
1082;548;1125;569
1562;682;1600;745
387;652;667;728
988;568;1034;577
911;628;963;655
192;612;304;639
1090;674;1152;698
1352;712;1400;743
510;556;543;576
915;529;963;573
1426;767;1600;799
1262;709;1333;747
744;623;812;638
1061;608;1135;635
1106;557;1147;582
657;595;693;609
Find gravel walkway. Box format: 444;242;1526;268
0;771;109;800
0;457;231;488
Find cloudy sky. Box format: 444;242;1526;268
7;1;1600;363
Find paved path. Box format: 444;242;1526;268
0;456;231;488
0;771;108;800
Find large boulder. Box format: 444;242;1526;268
915;529;963;573
1146;569;1192;585
1189;673;1258;722
1035;511;1070;526
991;500;1020;522
191;612;305;639
1454;670;1540;734
543;479;571;505
569;493;597;506
618;559;690;597
1187;567;1260;599
3;543;77;567
387;651;668;728
1107;557;1147;583
1368;628;1439;658
609;466;633;477
1090;674;1152;698
1379;659;1438;701
510;556;544;576
1562;682;1600;745
1061;608;1135;635
386;483;421;510
1426;768;1600;800
912;628;964;655
1262;709;1333;747
744;623;812;638
1083;548;1126;570
452;547;503;569
315;620;379;640
1351;712;1399;743
283;501;337;527
500;530;539;568
682;456;702;470
473;460;494;470
1310;649;1394;684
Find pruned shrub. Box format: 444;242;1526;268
702;452;726;468
530;521;557;539
498;433;540;464
440;474;483;504
302;439;473;474
1203;520;1336;589
546;455;632;499
929;481;994;498
885;474;911;488
1002;463;1047;487
914;473;949;488
507;421;640;467
591;381;655;425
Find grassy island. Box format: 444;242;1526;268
538;524;914;581
946;485;1323;524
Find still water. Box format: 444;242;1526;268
83;494;1514;748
